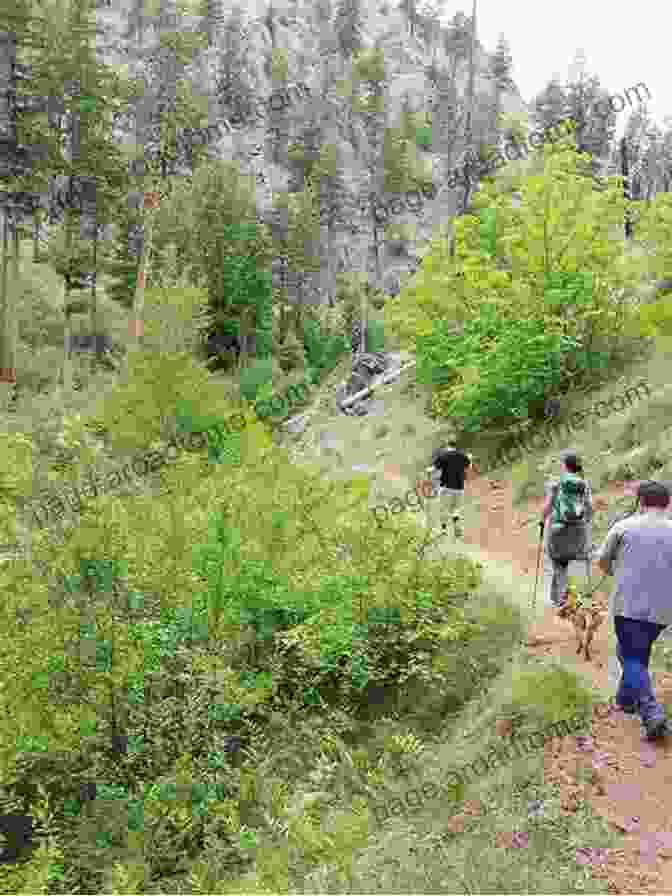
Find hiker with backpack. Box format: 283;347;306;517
595;480;672;740
541;451;593;609
426;438;473;537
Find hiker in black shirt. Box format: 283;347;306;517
427;440;472;537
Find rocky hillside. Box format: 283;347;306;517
91;0;529;302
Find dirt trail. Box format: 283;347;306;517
462;471;672;895
291;372;672;892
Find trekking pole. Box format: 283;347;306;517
531;518;545;616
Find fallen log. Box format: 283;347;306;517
338;359;417;410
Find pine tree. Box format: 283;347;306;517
309;143;352;306
12;0;131;385
487;34;514;140
533;54;615;178
458;0;477;219
269;184;321;341
188;161;274;367
563;56;614;167
349;48;388;352
212;4;257;128
104;204;142;310
432;13;471;185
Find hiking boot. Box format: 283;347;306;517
642;717;670;740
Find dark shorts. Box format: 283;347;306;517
547;522;590;563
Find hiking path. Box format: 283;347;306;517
450;471;672;894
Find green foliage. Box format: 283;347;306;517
174;399;243;466
4;26;650;889
267;187;321;318
479;208;497;259
543;270;593;311
221;253;271;312
632;192;672;284
276;327;305;373
506;661;594;730
335;273;386;342
416;306;575;431
104;206;142;310
188;162;274;358
218;249;273;359
255;281;274;360
415;125;432;148
392;140;647;431
0;374;493;894
301;315;349;384
634;294;672;353
383;128;420;194
365;318;386;353
239;357;275;402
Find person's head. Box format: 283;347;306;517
636;480;670;511
561;451;583;475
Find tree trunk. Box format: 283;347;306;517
339;359;417;408
32;209;39;263
326;219;336;306
0;207;14;407
130;208;154;356
621;137;632;240
11;214;19;372
90;226;100;363
61;216;73;394
459;0;478;220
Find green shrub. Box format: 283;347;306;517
336;273;386;335
238;357;274;402
417;304;582;432
301;315;349;385
366;318;386;353
416;125;432;148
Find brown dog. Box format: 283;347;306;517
557;592;606;661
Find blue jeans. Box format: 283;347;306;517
614;615;667;722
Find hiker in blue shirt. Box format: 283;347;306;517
595;480;672;740
541;451;593;609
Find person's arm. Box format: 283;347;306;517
427;458;441;488
542;482;557;522
595;525;623;576
584;480;594;522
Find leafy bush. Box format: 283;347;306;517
479;207;497;259
415;125;432;149
634;294;672;353
238;357;275;402
301;315;349;385
336;273;386;339
417;306;576;432
366;318;386;353
389;140;646;375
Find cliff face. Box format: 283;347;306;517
93;2;529;301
